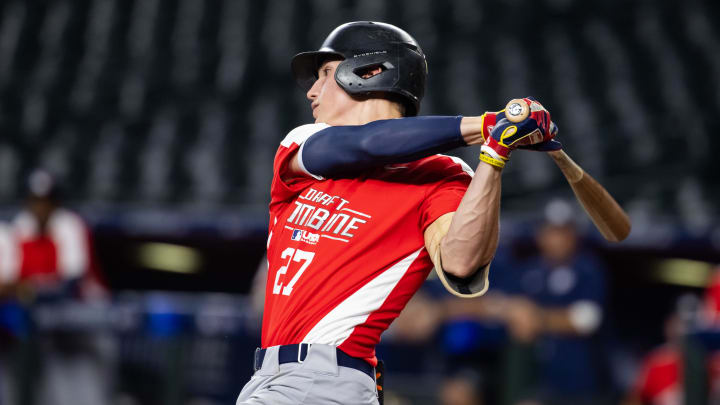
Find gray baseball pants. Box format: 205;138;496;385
236;344;379;405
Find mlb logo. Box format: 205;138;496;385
291;229;302;241
301;231;320;244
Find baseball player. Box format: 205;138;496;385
237;21;560;405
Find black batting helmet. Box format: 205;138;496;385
291;21;428;116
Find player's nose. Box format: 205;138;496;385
306;77;321;101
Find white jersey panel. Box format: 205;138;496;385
438;154;474;177
48;209;89;279
301;248;422;346
0;223;18;283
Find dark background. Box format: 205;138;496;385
1;0;719;404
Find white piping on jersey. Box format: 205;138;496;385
437;154;475;177
280;123;329;147
339;208;371;218
267;218;277;249
284;225;294;231
300;248;423;346
280;123;329;181
320;234;349;243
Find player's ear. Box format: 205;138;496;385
357;65;385;79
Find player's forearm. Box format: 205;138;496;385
442;293;508;320
439;162;501;278
538;308;580;334
459;115;487;145
541;301;603;336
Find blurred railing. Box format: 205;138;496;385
3;292;719;405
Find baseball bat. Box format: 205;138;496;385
504;99;631;242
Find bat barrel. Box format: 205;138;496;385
549;150;631;242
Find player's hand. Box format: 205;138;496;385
511;97;561;151
478;109;504;144
517;120;562;152
479;97;558;168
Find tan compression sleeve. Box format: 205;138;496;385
424;212;491;298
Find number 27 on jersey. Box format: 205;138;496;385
272;247;315;296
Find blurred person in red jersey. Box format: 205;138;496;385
0;169;110;405
623;310;685;405
702;267;720;403
0;169;105;301
702;267;720;326
623;289;720;405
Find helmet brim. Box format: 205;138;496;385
291;51;345;91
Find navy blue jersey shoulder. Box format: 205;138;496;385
301;116;465;177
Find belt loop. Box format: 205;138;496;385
253;348;262;371
298;343;310;363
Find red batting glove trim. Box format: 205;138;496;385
481;112;498;143
483;136;511;160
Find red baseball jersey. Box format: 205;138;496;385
262;123;473;365
1;209;106;298
632;345;681;405
703;268;720;325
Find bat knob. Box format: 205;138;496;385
505;99;529;123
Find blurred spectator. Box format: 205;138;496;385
439;368;484;405
702;267;720;326
622;277;720;405
498;200;607;404
391;289;444;344
0;222;18;298
423;199;607;405
3;169;105;301
0;169;110;405
623;310;685;405
621;293;720;405
702;267;720;403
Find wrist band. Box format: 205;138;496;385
479;152;506;168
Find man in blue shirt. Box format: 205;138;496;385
431;199;607;405
498;199;607;404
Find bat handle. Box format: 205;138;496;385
548;150;583;183
504;98;530;123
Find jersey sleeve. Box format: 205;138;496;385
418;156;473;232
270;123;330;204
